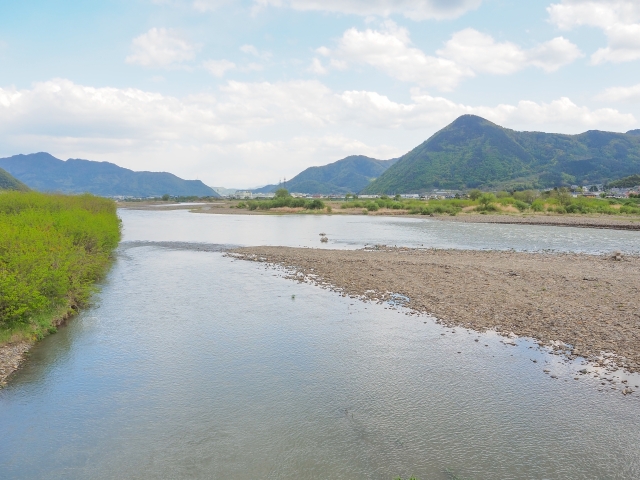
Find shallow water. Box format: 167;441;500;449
1;211;639;479
121;208;640;253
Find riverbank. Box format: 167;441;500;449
231;246;640;377
0;192;121;387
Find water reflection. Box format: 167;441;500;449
1;246;638;479
120;209;640;254
1;211;640;479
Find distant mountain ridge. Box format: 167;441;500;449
253;155;398;195
0;153;219;197
0;167;29;191
362;115;640;194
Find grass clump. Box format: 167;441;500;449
0;191;121;344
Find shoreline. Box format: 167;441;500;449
0;303;78;388
119;201;640;231
231;246;640;379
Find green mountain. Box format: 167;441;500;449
0;152;219;197
362;115;640;193
0;167;29;191
253;155;398;195
606;174;640;188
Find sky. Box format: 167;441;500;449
1;0;639;188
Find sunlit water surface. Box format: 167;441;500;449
1;210;639;479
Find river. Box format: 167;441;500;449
1;210;639;479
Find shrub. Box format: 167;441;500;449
530;200;545;212
468;189;482;200
0;192;120;332
514;200;528;211
364;201;379;211
308;199;325;210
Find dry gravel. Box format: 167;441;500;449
232;246;640;372
0;342;30;387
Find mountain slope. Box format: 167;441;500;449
362;115;640;193
254;155;398;195
0;167;30;191
0;153;219;197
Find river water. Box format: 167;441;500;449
1;210;639;479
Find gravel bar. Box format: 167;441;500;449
231;246;640;373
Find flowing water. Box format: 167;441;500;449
1;210;639;479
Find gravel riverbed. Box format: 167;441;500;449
231;246;640;375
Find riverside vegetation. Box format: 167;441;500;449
0;191;121;347
236;188;640;217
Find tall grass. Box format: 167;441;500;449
0;191;121;342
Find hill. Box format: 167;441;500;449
0;153;218;197
0;168;29;191
362;115;640;194
606;174;640;188
253;155;398;195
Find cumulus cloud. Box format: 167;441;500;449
319;25;581;89
0;78;635;186
202;59;236;77
126;28;197;68
596;83;640;103
254;0;482;20
438;29;582;74
548;0;640;64
319;23;473;91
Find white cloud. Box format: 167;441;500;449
126;28;197;68
254;0;482;20
202;59;236;77
308;58;327;75
0;78;635;187
320;25;580;89
596;83;640;103
548;0;640;64
438;29;582;74
192;0;232;12
239;44;272;60
320;23;473;91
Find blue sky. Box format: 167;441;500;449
1;0;639;187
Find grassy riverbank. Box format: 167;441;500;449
0;192;121;347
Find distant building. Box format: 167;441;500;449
233;190;253;199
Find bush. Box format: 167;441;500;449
468;189;482;200
364;201;379;211
308;199;325;210
0;192;120;332
530;200;545;212
514;200;529;211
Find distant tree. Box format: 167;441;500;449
556;187;573;206
589;185;599;192
469;189;482;200
345;193;354;201
275;188;290;198
478;193;496;208
162;194;170;201
496;190;510;198
513;189;538;204
394;194;401;201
